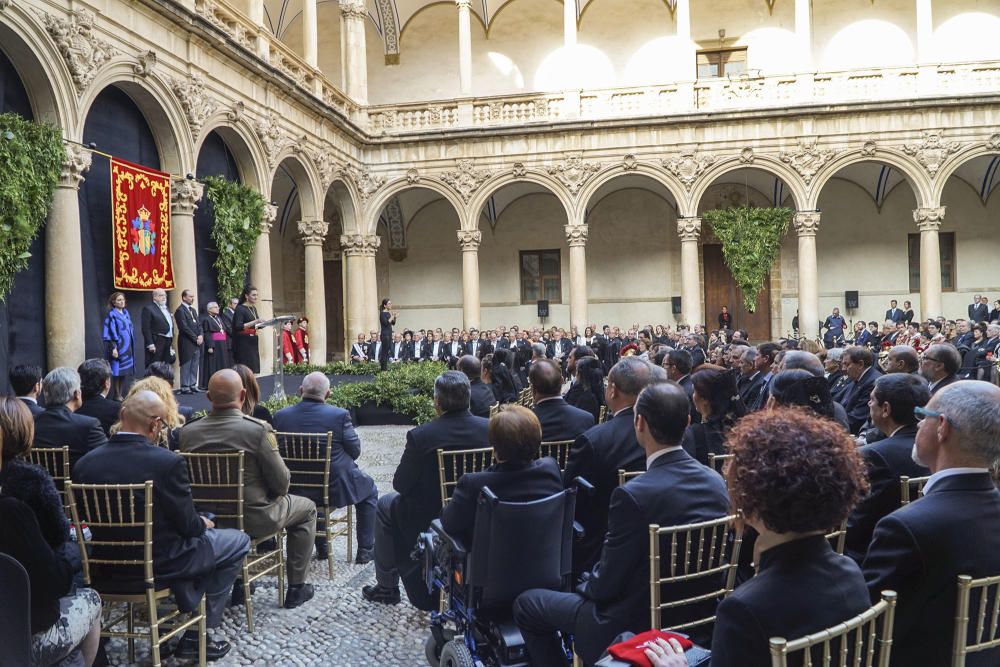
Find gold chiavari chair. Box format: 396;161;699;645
899;475;932;505
598;405;608;423
707;452;733;479
519;388;533;407
649;514;744;633
181;451;284;633
277;431;353;578
952;574;1000;665
539;440;574;472
489;403;501;418
28;446;71;515
617;468;643;487
67;481;207;667
825;519;848;555
437;446;495;507
768;591;897;667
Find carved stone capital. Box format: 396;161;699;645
913;207;946;232
793;211;821;237
170;178;204;215
339;0;367;20
676;217;702;242
564;224;589;247
455;0;472;10
40;9;118;93
58;144;93;189
298;219;329;246
260;204;278;234
457;230;482;252
340;233;380;257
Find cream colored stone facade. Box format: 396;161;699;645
4;0;1000;367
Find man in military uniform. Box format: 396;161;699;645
179;369;318;609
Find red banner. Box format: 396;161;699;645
111;157;174;290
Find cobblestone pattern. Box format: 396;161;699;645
106;425;430;666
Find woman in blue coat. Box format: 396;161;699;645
102;291;135;400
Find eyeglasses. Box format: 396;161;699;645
921;355;941;364
914;406;959;430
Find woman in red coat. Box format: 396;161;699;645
294;317;310;364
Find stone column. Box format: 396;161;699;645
564;0;577;46
914;207;945;319
340;0;369;105
45;145;91;370
341;233;379;349
677;217;703;328
458;230;481;329
169;177;204;313
456;0;473;96
794;0;813;71
794;211;821;341
247;0;269;60
251;204;277;374
302;0;318;67
298;219;328;363
565;223;589;332
675;0;691;43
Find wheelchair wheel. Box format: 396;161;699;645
439;639;476;667
425;635;442;667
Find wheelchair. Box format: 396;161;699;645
416;484;581;667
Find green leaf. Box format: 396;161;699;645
203;175;266;303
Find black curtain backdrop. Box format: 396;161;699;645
194;131;240;309
79;86;160;367
0;48;46;392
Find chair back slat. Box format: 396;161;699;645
707;453;733;479
277;431;333;508
489;403;500;418
437;447;495;507
27;447;71;513
617;468;643;487
67;481;154;590
539;440;574;471
899;475;932;505
181;451;245;532
598;405;608;423
826;519;848;555
953;574;1000;664
518;388;532;407
649;514;744;633
769;591;897;667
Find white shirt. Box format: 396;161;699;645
157;302;174;337
922;467;990;495
646;445;683;469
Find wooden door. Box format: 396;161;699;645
702;244;771;342
324;259;344;361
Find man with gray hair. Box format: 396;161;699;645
273;372;377;564
863;381;1000;666
141;287;175;366
33;367;107;471
361;370;488;608
564;356;663;574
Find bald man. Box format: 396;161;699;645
75;391;250;661
141;288;175;366
180;370;318;609
530;358;594;442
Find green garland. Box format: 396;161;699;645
203;175;265;303
0;114;64;301
703;206;791;312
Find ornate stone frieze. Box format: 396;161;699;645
793;211;821;237
442;159;492;203
903;131;960;177
676;217;702;242
59;144;93;189
261;204;278;234
564;224;589;247
861;138;878;157
340;233;381;257
546;154;600;195
457;230;482;251
171;74;220;138
622;154;638;171
311;148;340;191
133;50;157;77
226;100;245;124
780;138;834;185
511;162;527;178
339;0;367;20
663;151;717;191
374;0;399;61
254;112;290;168
170;178;205;215
738;147;755;164
383;196;407;260
913;207;946;232
40;9;117;93
405;168;421;185
988;134;1000;151
298;219;329;245
344;165;386;204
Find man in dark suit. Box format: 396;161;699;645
530;359;594;442
445;333;464;368
736;347;766;408
361;371;489;608
863;382;1000;667
885;299;904;324
379;299;396;371
546;331;572;370
441;406;563;545
9;364;44;417
844;374;930;563
75;358;121;437
75;390;250;661
684;334;706;369
141;288;175;367
457;355;495;419
748;342;780;412
464;331;485;360
968;295;989;324
273;372;378;564
562;346;597;407
563;357;661;574
33;367;107;472
175;289;203;394
221;297;238;334
389;333;408;363
838;346;881;434
664;349;700;424
427;331;445;362
366;331;382;366
919;342;962;395
515;382;730;664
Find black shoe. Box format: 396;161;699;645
355;547;375;565
314;538;329;561
229;580;256;607
174;633;231;662
361;584;401;605
284;583;315;609
256;537;277;553
180;388;193;395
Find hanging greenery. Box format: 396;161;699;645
0;113;64;301
703;206;792;312
203;175;265;303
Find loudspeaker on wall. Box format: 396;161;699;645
845;290;860;309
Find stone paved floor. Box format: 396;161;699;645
107;425;431;667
